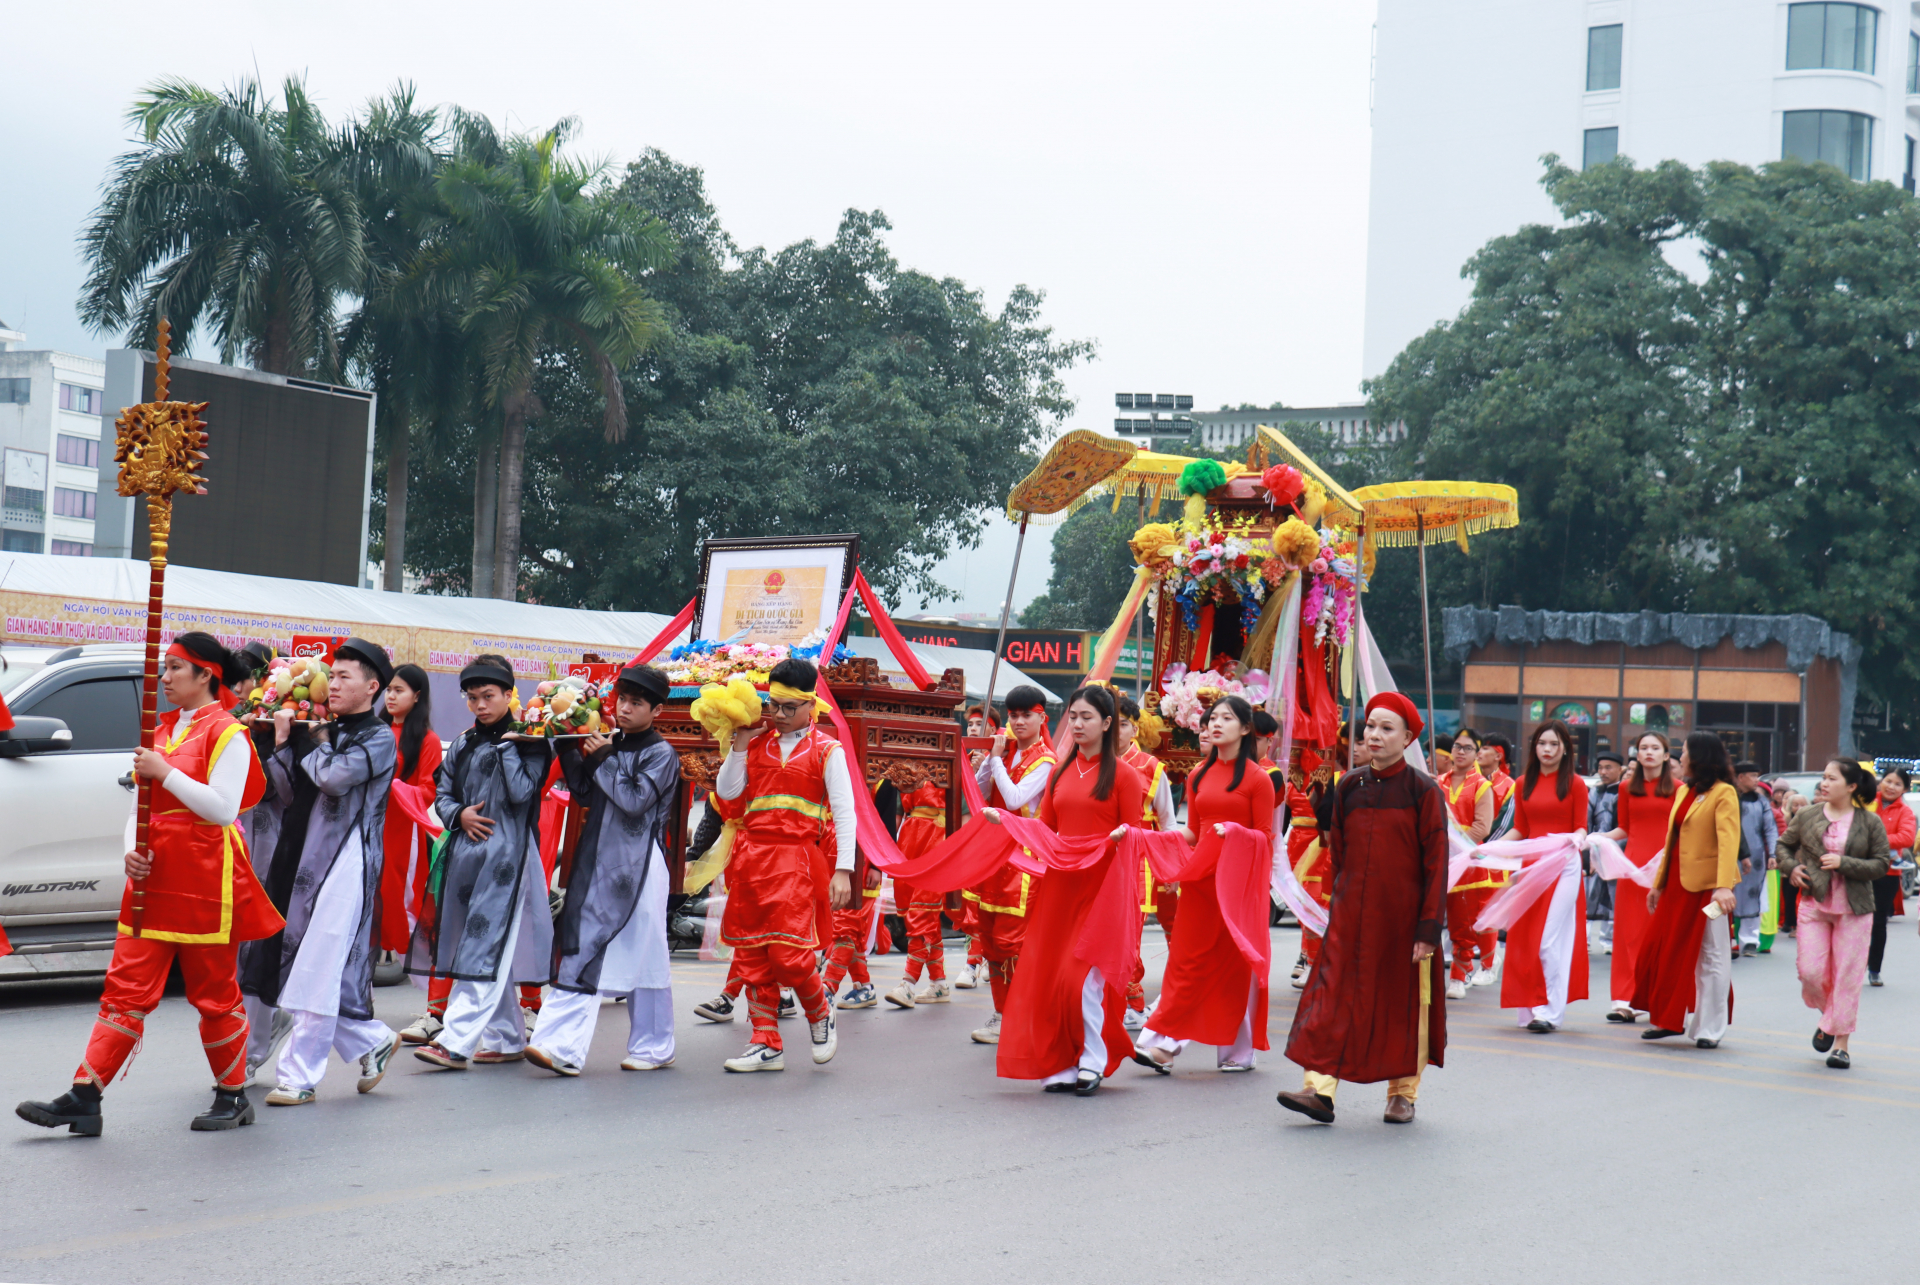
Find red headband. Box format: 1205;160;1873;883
1364;691;1424;738
166;641;240;710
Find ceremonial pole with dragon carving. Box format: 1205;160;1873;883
112;320;210;937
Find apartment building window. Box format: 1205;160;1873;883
1910;30;1918;91
1587;24;1623;91
1907;136;1916;193
1786;4;1879;74
57;383;103;415
1584;127;1620;169
3;485;44;515
53;487;96;519
2;531;44;554
0;377;28;405
56;434;100;468
1783;109;1875;179
50;540;92;557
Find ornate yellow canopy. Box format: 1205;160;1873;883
1342;480;1519;552
1005;429;1140;521
1251;425;1364;527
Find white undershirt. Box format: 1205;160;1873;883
976;747;1053;816
122;704;256;849
715;727;857;870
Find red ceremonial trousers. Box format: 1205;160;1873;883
1141;758;1276;1047
721;728;838;951
1629;789;1724;1030
995;755;1144;1079
1499;774;1590;1010
1610;781;1675;1003
378;723;444;953
121;706;281;945
1283;759;1448;1083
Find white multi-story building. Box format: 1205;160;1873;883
1;322;105;557
1363;1;1920;379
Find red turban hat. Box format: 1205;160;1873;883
1364;691;1423;738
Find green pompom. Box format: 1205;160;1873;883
1178;458;1228;497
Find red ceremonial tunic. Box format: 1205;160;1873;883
996;755;1144;1080
120;705;280;945
1500;773;1590;1009
1146;757;1276;1046
894;782;947;910
722;727;839;950
1286;783;1329;907
1610;779;1675;1003
1284;759;1448;1082
1123;745;1175;914
964;739;1055;921
378;723;444;953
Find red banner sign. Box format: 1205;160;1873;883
289;633;346;663
566;662;621;684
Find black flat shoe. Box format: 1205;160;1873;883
1042;1081;1077;1093
190;1087;254;1132
1813;1027;1835;1053
1695;1038;1718;1049
1826;1049;1851;1070
1605;1008;1636;1024
1641;1027;1682;1040
16;1086;103;1137
1131;1050;1172;1075
1073;1070;1103;1097
1525;1019;1555;1033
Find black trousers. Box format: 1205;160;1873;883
1867;874;1899;974
1779;879;1799;932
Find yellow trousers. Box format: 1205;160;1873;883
1302;1069;1421;1102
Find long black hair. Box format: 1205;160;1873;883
1050;684;1120;803
170;630;249;696
1190;694;1254;797
1681;732;1736;792
388;662;434;780
1521;718;1578;801
1626;730;1677;798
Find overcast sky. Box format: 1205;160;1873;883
0;0;1380;619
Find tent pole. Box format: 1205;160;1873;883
984;514;1028;711
1417;513;1438;762
1133;493;1146;698
1348;519;1365;772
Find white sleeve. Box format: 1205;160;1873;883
124;787;137;853
822;745;857;871
160;729;254;826
1154;774;1179;831
715;745;749;800
990;756;1052;813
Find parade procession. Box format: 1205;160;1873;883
7;11;1920;1279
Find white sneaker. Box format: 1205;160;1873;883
918;979;952;1004
810;1010;838;1064
777;990;798;1019
1123;1007;1145;1033
398;1011;444;1045
526;1046;581;1076
521;1005;539;1036
953;963;981;989
885;980;918;1009
1470;966;1497;988
724;1043;784;1073
971;1012;1002;1044
356;1031;399;1094
693;993;736;1023
620;1055;674;1071
264;1084;315;1106
1289;952;1309;982
1291;965;1311;991
1444;978;1468;1001
837;983;878;1010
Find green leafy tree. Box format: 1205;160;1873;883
1367;154;1920;732
80;76;367;376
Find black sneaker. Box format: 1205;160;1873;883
777;990;798;1020
190;1087;255;1131
16;1085;103;1137
693;993;736;1023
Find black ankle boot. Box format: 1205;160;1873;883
17;1083;104;1136
190;1086;255;1132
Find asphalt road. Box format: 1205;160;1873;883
1;921;1914;1285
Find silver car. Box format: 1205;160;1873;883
1;644;149;979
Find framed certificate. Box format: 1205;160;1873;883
694;534;860;645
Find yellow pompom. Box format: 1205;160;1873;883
691;677;762;755
1129;522;1179;571
1135;709;1168;752
1272;516;1320;568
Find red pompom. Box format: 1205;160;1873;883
1261;464;1305;505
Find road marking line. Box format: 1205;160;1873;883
1448;1042;1914;1109
6;1171;557;1261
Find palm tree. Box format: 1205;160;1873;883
79;76;366;376
416;117;671;598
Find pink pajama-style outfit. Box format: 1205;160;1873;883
1795;815;1872;1036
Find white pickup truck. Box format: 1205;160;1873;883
1;644;156;980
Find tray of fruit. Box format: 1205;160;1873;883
244;656;334;724
510;676;607;739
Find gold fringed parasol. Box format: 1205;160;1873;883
1342;481;1520;757
1004;429;1140;523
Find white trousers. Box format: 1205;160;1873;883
278;1009;392;1091
1041;967;1108;1084
1137;975;1259;1067
440;903;528;1059
1738;916;1761;948
1685;914;1733;1043
1521;850;1581;1029
529;987;675;1067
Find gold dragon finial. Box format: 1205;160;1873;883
114;319;210;501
